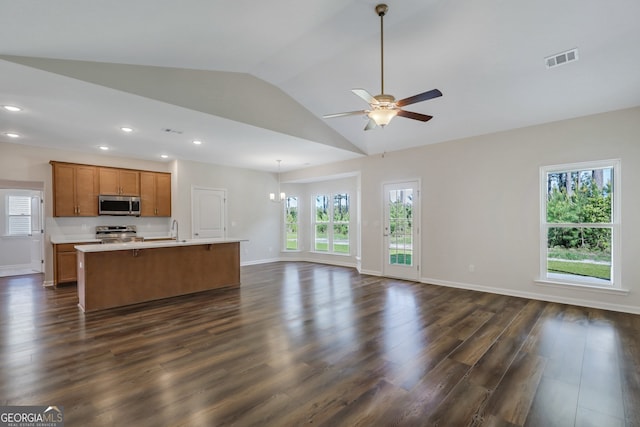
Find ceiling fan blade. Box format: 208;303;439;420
323;110;367;119
397;110;433;122
396;89;443;107
364;118;377;131
352;89;379;105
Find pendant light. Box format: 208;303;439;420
269;160;286;202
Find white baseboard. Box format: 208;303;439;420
242;256;358;270
241;257;281;266
283;256;357;269
42;280;55;287
0;264;42;274
360;269;382;276
421;277;640;315
239;259;639;314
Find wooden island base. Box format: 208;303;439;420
77;241;240;312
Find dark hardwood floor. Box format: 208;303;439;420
1;262;639;426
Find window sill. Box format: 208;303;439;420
309;251;351;257
534;278;629;296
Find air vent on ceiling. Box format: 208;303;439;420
162;128;183;134
545;48;579;69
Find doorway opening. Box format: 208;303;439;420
0;184;44;278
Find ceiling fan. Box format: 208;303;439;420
324;3;442;130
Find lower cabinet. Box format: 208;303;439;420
53;243;93;287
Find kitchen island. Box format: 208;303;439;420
75;239;243;312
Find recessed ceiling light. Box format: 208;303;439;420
192;140;202;145
160;154;169;159
120;127;133;133
99;146;109;151
4;132;20;138
3;105;22;112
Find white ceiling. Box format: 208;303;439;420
1;0;639;172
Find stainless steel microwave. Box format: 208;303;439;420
98;195;141;216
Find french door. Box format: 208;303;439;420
383;181;420;280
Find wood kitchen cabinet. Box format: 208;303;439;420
53;242;94;287
51;162;99;216
98;167;140;196
140;171;171;216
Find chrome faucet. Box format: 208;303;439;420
171;219;179;241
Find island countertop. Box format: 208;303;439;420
75;238;246;253
76;239;244;311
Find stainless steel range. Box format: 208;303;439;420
96;225;143;243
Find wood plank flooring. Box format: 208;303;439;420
1;262;639;426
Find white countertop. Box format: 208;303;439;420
50;234;174;244
51;236;101;244
75;238;246;253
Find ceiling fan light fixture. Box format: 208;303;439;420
323;3;442;129
369;108;398;127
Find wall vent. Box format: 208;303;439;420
545;48;578;69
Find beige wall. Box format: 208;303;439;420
284;107;640;313
172;159;282;264
2;106;638;313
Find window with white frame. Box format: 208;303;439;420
7;195;32;236
313;193;350;254
540;160;620;287
284;196;298;250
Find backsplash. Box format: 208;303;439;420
47;216;172;240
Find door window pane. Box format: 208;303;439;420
388;189;413;266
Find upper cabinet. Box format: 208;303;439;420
51;162;99;217
51;161;170;217
140;172;172;217
98;167;140;196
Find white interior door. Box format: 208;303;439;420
192;187;226;239
383;181;420;280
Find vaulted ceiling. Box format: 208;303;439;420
1;0;639;172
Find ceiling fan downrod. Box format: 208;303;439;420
376;4;388;96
